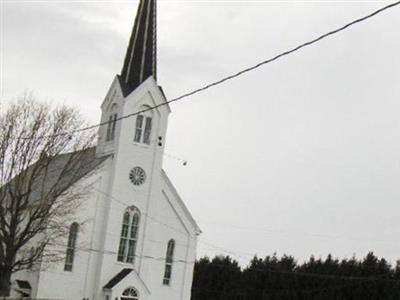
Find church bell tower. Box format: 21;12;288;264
95;0;167;159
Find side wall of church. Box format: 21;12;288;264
34;162;110;300
137;173;198;300
26;77;198;300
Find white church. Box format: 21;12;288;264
11;0;201;299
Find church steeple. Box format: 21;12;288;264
120;0;157;97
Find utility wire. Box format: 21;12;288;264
92;186;196;238
42;240;399;283
23;185;398;284
41;241;393;296
89;187;400;280
92;187;255;260
93;184;400;249
15;0;400;140
38;243;390;297
131;139;188;165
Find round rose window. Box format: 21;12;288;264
129;167;146;186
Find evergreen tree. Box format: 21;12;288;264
191;253;400;300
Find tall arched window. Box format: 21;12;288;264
117;207;140;263
163;239;175;285
134;106;153;145
64;222;79;271
106;103;118;141
28;247;35;270
121;287;139;300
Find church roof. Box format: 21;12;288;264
24;148;109;205
161;170;201;234
103;268;133;290
119;0;157;97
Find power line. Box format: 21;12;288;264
196;217;400;246
91;184;400;267
47;241;195;264
14;0;400;140
92;186;196;238
92;187;257;262
94;173;400;249
36;243;394;298
97;185;400;249
41;241;399;297
43;239;399;283
98;179;400;249
89;187;400;281
131;139;188;165
21;182;399;284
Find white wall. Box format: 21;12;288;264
18;77;199;300
34;163;109;300
95;78;199;300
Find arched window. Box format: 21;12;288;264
106;103;118;141
163;239;175;285
28;247;35;270
134;106;152;145
64;222;79;271
117;207;140;263
121;287;139;300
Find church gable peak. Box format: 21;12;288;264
120;0;157;97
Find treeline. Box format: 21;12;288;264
191;253;400;300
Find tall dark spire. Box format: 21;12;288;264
120;0;157;96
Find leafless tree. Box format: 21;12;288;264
0;95;97;296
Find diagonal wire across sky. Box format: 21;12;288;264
6;0;400;140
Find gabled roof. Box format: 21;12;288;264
103;268;133;290
26;147;109;204
161;169;201;235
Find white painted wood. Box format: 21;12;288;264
11;77;199;300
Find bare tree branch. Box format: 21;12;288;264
0;95;97;296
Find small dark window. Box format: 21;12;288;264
134;108;152;145
64;222;79;271
106;115;113;141
28;247;35;270
163;239;175;285
143;117;152;144
134;115;144;143
111;114;117;139
117;212;130;262
106;114;117;141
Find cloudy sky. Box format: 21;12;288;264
1;0;400;266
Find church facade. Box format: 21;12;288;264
11;0;200;299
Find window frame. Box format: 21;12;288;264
134;115;144;143
64;222;79;272
121;287;139;300
28;247;35;270
163;239;175;285
134;106;153;145
106;104;118;142
143;117;152;145
117;207;140;264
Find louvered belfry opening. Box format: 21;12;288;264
120;0;157;97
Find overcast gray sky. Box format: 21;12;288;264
1;0;400;266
